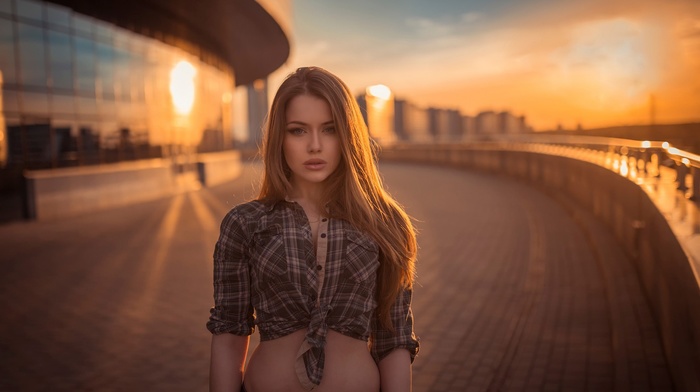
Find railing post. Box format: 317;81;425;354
639;149;649;176
651;151;660;178
691;166;699;202
676;161;689;192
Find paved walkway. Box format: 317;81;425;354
0;162;673;391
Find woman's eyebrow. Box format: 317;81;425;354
286;120;334;126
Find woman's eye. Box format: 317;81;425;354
287;128;305;135
323;127;336;134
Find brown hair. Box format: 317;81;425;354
258;66;417;331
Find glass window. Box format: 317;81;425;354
17;21;47;87
132;100;146;120
47;30;73;91
0;0;12;15
96;41;114;100
73;36;95;95
94;21;112;43
0;17;17;84
77;123;101;165
50;94;75;116
133;80;145;103
2;87;19;113
45;3;71;30
72;14;93;37
15;0;42;21
113;46;132;101
97;98;116;119
20;90;48;114
76;96;96;117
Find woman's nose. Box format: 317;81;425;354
308;130;322;152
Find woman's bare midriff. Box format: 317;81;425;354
244;329;380;392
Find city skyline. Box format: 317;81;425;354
279;0;700;131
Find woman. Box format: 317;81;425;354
208;66;419;392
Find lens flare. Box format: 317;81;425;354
170;61;197;115
367;84;392;100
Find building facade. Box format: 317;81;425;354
0;0;290;220
0;0;289;169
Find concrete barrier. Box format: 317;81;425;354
381;144;700;392
196;150;242;187
24;150;244;220
24;158;176;220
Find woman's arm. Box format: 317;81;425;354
210;333;249;392
378;348;412;392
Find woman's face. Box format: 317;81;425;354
283;94;342;188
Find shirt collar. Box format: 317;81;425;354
265;197;332;214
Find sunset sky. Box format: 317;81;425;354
276;0;700;131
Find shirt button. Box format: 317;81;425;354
320;233;327;238
316;265;323;271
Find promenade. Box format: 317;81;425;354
0;162;673;391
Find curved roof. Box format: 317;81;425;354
48;0;291;86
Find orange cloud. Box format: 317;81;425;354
287;1;700;130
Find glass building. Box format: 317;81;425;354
0;0;290;219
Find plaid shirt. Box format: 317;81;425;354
207;200;419;388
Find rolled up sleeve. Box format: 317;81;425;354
370;288;420;363
206;208;255;336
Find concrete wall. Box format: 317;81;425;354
381;144;700;392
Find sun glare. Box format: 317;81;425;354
549;17;662;125
367;84;392;101
170;61;197;115
365;84;395;144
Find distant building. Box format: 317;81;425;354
444;109;463;141
498;111;522;134
475;111;499;134
359;93;530;142
357;85;396;145
462;115;476;137
394;99;429;142
427;108;440;141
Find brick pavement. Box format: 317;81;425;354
0;162;672;391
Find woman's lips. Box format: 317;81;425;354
303;159;327;170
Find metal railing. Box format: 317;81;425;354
463;133;700;203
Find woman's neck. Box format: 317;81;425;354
288;181;327;228
288;179;324;204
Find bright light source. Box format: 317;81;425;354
641;140;651;148
662;142;669;149
620;159;629;177
170;60;197;115
668;147;679;155
367;84;392;100
682;158;690;166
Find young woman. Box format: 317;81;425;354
208;66;419;392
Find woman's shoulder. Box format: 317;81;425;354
217;200;266;230
224;199;272;222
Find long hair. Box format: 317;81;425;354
258;66;417;331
